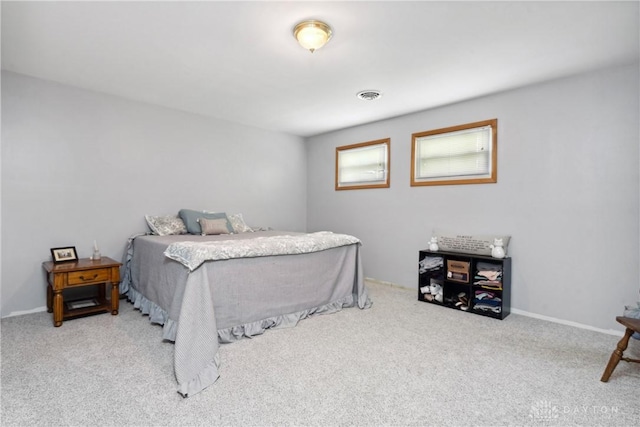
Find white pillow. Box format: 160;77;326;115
227;213;254;233
145;215;187;236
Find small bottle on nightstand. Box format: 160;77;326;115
92;240;101;261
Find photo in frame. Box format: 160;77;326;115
50;246;78;263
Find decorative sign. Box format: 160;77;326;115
433;230;510;256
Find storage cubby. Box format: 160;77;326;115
418;250;511;319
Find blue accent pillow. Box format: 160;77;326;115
178;209;233;235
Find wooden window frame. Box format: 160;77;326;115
410;119;497;187
335;138;390;191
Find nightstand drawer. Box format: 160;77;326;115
67;268;111;285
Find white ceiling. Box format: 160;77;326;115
2;1;638;137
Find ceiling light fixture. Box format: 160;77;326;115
357;90;382;101
293;20;332;53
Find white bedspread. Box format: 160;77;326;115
164;231;361;271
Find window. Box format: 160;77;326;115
336;138;390;190
411;119;497;186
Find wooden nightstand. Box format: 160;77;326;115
43;257;122;327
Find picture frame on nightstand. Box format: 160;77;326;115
50;246;78;263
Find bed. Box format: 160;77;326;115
120;229;371;397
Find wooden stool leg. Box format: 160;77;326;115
601;327;634;382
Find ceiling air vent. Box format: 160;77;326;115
357;90;382;101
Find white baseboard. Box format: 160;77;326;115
510;308;624;337
365;277;624;337
3;306;47;319
365;277;412;291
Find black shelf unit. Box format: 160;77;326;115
418;250;511;320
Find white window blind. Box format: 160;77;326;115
338;143;387;186
413;123;494;184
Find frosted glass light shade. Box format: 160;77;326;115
293;20;332;53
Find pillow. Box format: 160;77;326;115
227;213;253;233
199;218;231;235
178;209;233;235
145;215;187;236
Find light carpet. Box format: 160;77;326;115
1;281;638;426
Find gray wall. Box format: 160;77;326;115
306;64;640;333
3;65;639;334
1;71;307;316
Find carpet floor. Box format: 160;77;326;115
1;281;638;426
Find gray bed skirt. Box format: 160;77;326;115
127;283;364;344
123;231;372;397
